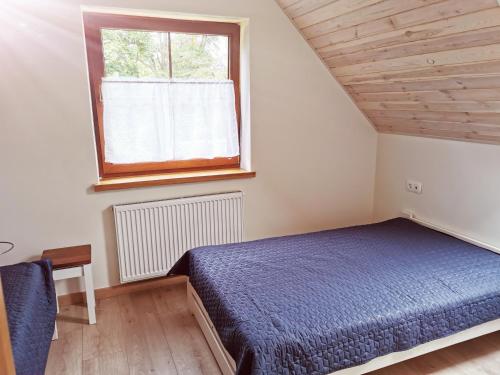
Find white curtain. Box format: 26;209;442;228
101;78;240;164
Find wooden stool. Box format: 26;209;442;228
41;245;96;339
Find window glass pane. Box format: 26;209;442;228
101;29;170;78
171;33;228;80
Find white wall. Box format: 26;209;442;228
375;134;500;247
0;0;377;293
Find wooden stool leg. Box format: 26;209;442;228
83;264;96;325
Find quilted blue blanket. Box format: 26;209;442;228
0;260;57;375
170;218;500;375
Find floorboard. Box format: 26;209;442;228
46;283;500;375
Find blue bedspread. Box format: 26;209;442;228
170;218;500;375
0;260;57;375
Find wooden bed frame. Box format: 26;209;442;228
187;213;500;374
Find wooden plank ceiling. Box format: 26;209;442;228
277;0;500;144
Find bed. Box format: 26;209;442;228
170;217;500;375
0;259;57;375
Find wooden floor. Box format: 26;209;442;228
46;283;500;375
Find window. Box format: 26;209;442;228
83;13;241;178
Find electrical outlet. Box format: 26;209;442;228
406;180;423;194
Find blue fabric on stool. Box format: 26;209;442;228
1;259;57;375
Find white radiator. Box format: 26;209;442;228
113;192;243;283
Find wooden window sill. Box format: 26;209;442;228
94;168;256;192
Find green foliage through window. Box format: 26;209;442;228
101;29;229;80
102;29;170;78
171;33;228;80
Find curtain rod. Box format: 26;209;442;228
102;79;234;84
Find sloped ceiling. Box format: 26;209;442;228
277;0;500;144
